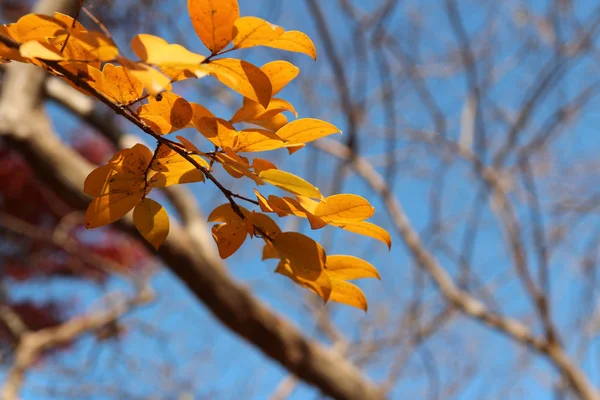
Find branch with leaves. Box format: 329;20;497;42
0;0;391;311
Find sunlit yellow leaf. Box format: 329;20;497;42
204;58;271;107
276;118;341;146
230;97;297;125
326;255;381;281
137;92;193;134
118;56;172;96
313;194;375;222
85;191;144;229
101;63;143;104
133;198;170;250
188;0;239;53
246;113;289;132
149;144;207;187
232;16;284;49
19;40;62;60
261;61;299;96
263;31;317;60
84;165;145;197
132;34;209;79
11;14;66;42
0;26;24;62
330;220;392;250
259;169;322;199
52;31;118;62
275;259;331;303
328;280;368;311
234;128;285;152
53;12;86;33
195;117;237;148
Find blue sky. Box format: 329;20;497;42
3;0;600;399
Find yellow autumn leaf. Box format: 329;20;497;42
259;169;322;199
215;148;264;184
208;203;250;223
187;103;216;129
19;40;63;60
212;222;247;259
275;259;332;303
261;61;299;96
118;56;172;96
276;118;341;145
234;128;285;152
11;14;66;42
131;34;209;79
85;191;145;229
133;198;170;250
149;144;207;187
330;220;392;250
230;98;297;125
53;12;86;33
175;136;206;155
137;92;193;134
208;203;248;259
313;194;375;222
101;63;143;104
232;16;284;49
262;243;279;260
195;117;237;148
52;31;118;62
204;58;272;107
271;232;326;271
188;0;239;54
248;212;281;238
245;113;289;132
326;255;381;281
263;31;317;60
328;280;368;311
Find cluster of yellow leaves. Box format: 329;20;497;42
0;0;392;311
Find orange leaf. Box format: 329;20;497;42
149;144;207;187
188;0;239;54
118;56;172;96
252;158;277;174
85;191;144;229
261;61;299;96
212;222;247;259
328;280;368;311
101;63;143;104
204;58;271;107
133;198;170;250
11;14;66;42
330;220;392;250
259;169;322;199
276;118;341;145
232;16;284;49
230;97;297;125
19;40;63;60
137;92;193;134
326;255;381;281
275;259;331;303
313;194;375;222
208;203;249;223
272;232;326;271
263;31;317;60
187;103;216;128
195;117;237;148
234;128;285;152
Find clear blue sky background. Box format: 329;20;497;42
3;0;600;399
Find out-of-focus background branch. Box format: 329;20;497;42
1;0;600;399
